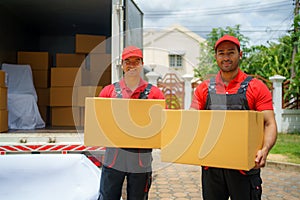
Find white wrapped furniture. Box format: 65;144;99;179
1;63;45;129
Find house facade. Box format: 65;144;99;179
143;24;206;79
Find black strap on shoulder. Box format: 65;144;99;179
139;84;152;99
208;77;216;94
113;82;122;98
113;82;152;99
208;76;253;94
237;76;253;94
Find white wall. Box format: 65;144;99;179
143;26;205;78
281;109;300;133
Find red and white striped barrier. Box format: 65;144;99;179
0;144;105;154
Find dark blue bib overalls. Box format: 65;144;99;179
99;83;153;200
202;76;262;200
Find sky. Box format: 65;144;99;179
134;0;295;46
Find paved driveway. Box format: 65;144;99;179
121;160;300;200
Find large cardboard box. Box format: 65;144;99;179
0;109;8;132
74;86;102;107
51;107;80;127
0;70;5;87
84;98;165;148
32;70;49;88
0;87;7;110
56;53;86;68
17;52;50;70
75;34;106;54
51;68;81;87
161;110;264;171
50;87;73;106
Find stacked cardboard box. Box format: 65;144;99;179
75;34;111;87
17;51;50;124
50;66;81;127
16;34;110;128
0;70;8;132
74;34;109;127
56;53;86;68
74;86;103;127
75;34;106;54
82;53;111;86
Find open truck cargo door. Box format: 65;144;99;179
111;0;144;82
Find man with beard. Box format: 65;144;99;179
190;35;277;200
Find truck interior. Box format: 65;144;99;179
0;0;144;132
0;0;112;64
0;0;114;131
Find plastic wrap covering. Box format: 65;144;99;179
1;63;45;129
0;154;101;200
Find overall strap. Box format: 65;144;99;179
237;76;253;94
139;84;153;99
208;77;216;94
113;82;122;98
114;82;152;99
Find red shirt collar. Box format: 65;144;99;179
215;69;247;86
119;78;147;90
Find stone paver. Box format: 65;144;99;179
121;161;300;200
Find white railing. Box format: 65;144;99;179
147;72;300;133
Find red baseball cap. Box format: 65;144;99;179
214;35;240;50
122;46;143;60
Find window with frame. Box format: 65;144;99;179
169;54;183;69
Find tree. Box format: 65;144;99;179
195;23;299;107
288;13;300;100
194;42;218;80
206;24;250;55
242;36;291;78
242;15;300;103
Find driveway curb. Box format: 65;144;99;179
266;160;300;172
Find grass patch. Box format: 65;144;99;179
270;132;300;164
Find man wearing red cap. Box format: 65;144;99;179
191;35;277;200
98;46;164;200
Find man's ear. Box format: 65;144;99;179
239;51;243;59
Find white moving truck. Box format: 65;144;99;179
0;0;143;161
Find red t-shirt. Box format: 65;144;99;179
99;78;165;100
190;69;273;111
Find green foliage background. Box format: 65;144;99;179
194;16;300;101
